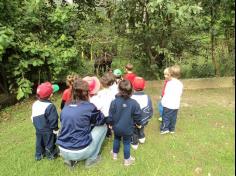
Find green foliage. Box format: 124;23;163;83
0;26;14;61
0;0;96;99
181;61;215;78
0;0;235;98
111;0;235;79
217;43;235;77
112;0;203;64
16;78;33;100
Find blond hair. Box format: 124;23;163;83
169;65;181;78
163;67;170;75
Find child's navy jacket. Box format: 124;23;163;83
31;99;59;133
107;96;142;136
131;91;153;125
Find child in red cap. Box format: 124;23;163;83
131;77;153;150
31;82;59;161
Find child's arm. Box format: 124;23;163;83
107;101;116;127
148;96;153;118
90;105;106;126
132;102;142;126
60;100;66;110
45;104;59;131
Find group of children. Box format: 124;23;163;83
31;63;183;167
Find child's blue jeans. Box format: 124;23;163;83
58;125;107;163
113;135;131;159
158;101;164;117
160;107;178;132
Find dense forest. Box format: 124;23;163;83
0;0;235;100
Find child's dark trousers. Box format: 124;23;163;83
35;131;58;160
160;107;178;132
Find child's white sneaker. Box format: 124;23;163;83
124;156;135;166
138;137;145;144
158;117;162;121
110;150;118;160
160;130;169;134
131;144;139;150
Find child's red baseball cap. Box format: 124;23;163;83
132;77;145;91
37;82;59;99
82;76;101;95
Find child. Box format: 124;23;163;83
110;69;123;96
83;76;101;130
108;80;142;166
56;78;106;168
160;65;183;134
131;77;153;150
89;72;116;137
123;63;136;84
83;76;101;105
60;74;78;110
157;67;171;122
31;82;60;161
113;69;123;84
83;76;101;98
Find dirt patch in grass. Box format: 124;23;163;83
181;88;235;109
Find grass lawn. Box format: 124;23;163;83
0;86;235;176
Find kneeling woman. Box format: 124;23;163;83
57;78;107;168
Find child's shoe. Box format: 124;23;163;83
131;144;139;150
85;155;101;168
138;137;145;144
35;156;43;161
160;130;169;135
64;160;79;168
124;156;135;166
170;131;175;134
110;150;118;160
158;117;162;121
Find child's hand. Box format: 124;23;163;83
136;124;142;129
108;125;113;129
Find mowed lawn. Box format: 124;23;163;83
0;84;234;176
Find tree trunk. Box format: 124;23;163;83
146;45;157;64
210;3;220;77
81;51;84;60
0;67;9;94
90;44;93;61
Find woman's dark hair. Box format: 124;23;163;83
71;78;89;103
118;79;133;99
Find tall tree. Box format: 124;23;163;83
112;0;202;66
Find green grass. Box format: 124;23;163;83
0;86;235;176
